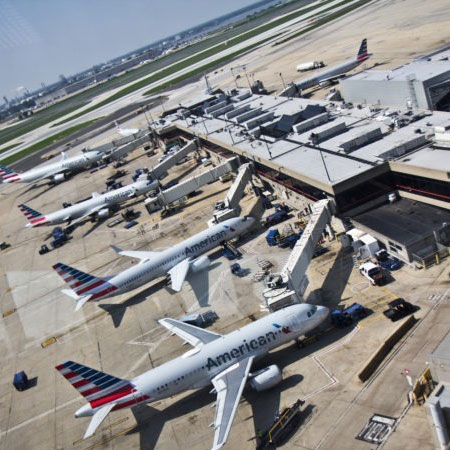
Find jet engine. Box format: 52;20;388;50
190;255;211;272
52;173;66;183
249;365;282;392
97;208;110;219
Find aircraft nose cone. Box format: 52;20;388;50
244;216;255;226
317;305;329;321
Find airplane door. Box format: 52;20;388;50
287;314;303;333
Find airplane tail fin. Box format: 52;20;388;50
18;203;48;227
52;262;117;308
357;38;368;61
55;360;134;402
0;164;21;183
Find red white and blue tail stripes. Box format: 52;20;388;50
357;38;368;61
0;165;21;183
53;263;118;300
18;203;48;227
55;361;149;410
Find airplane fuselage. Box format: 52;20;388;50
295;56;368;91
32;180;157;227
7;151;103;184
107;218;252;299
75;304;329;417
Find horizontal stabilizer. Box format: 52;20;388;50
84;403;116;439
110;245;158;262
75;295;93;311
61;288;79;299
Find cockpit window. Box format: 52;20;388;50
310;305;317;314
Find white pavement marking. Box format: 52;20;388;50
0;397;79;438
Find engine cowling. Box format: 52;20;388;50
190;255;210;273
97;208;110;219
53;173;66;183
249;365;282;392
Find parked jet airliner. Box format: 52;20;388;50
18;179;158;228
0;150;104;185
281;39;370;97
52;216;254;310
56;303;329;448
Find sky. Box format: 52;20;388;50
0;0;260;99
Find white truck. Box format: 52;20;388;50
296;61;325;72
359;262;384;286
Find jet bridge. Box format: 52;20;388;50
145;158;240;211
263;199;334;312
108;132;153;160
210;163;253;224
149;140;198;180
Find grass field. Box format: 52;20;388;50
0;119;100;165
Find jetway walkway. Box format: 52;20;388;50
86;129;152;160
210;163;254;224
263;199;334;311
225;163;253;210
149;140;197;180
145;158;239;211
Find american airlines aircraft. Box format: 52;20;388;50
18;179;158;228
56;303;329;448
281;39;370;97
52;216;254;310
0;150;104;185
114;120;140;137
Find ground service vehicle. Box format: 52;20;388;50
359;262;384;285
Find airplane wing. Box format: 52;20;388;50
211;356;255;450
167;258;191;292
158;318;221;347
84;403;116;439
66;204;107;225
110;245;160;263
318;73;347;85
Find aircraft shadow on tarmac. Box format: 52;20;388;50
126;366;311;449
99;262;222;328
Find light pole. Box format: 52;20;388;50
278;72;287;93
243;66;252;90
230;67;238;89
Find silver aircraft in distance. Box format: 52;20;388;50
281;38;370;96
56;303;329;448
18;179;158;228
52;216;254;310
0;150;104;185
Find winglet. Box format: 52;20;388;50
84;403;116;439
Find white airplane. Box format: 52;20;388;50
114;120;139;137
52;216;254;310
281;39;370;96
56;303;329;448
18;179;158;228
0;150;104;185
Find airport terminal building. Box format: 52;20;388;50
151;88;450;266
340;49;450;111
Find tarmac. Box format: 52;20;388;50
0;138;449;450
2;0;450;448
